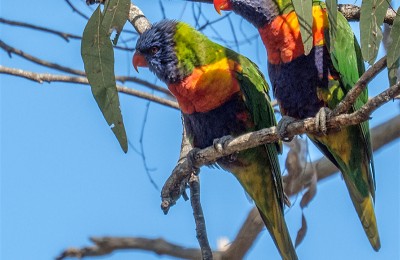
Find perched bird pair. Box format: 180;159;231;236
133;0;379;257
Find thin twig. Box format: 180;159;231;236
220;207;264;259
0;66;179;109
65;0;90;20
0;40;172;96
56;236;205;259
332;56;387;116
189;174;213;260
0;17;134;51
186;1;396;25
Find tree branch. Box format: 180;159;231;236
56;236;205;259
220;207;264;259
161;82;400;213
0;17;134;51
186;1;396;25
0;66;179;110
337;4;397;25
0;39;173;97
189;174;213;260
332;56;387;116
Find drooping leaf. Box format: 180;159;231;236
102;0;130;45
299;169;317;209
387;7;400;85
360;0;390;65
284;137;307;194
292;0;313;55
81;6;128;152
295;213;308;247
388;58;400;86
326;0;337;52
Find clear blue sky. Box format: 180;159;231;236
1;1;399;260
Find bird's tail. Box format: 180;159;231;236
225;148;298;260
310;128;380;251
342;165;381;251
257;205;298;260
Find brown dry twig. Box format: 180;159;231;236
187;1;397;25
0;66;179;109
0;39;173;97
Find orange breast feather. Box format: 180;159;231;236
259;6;328;64
168;58;242;114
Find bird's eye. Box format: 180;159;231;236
150;46;159;55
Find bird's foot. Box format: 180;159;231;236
187;148;201;172
277;116;296;142
315;107;332;135
213;135;233;153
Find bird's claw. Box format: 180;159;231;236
277;116;296;142
187;148;201;173
315;107;332;135
213;135;233;153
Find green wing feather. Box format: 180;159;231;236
233;52;284;208
328;12;375;193
226;50;298;260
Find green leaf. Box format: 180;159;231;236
387;8;400;68
81;6;128;153
387;58;399;86
292;0;313;55
360;0;390;65
102;0;130;45
326;0;337;52
386;7;400;86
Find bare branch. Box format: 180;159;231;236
128;2;151;34
65;0;90;20
0;40;173;97
189;174;213;260
161;82;400;213
338;4;397;25
0;17;134;51
56;236;204;259
333;57;387;116
220;207;264;259
186;1;396;25
0;39;85;76
0;66;179;110
285;114;400;196
0;17;81;42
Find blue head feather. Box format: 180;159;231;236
135;20;185;84
230;0;278;27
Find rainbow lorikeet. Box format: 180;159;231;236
133;20;298;260
214;0;380;251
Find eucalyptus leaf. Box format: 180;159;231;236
326;0;337;52
292;0;313;55
387;8;400;67
81;6;128;152
102;0;130;45
360;0;390;65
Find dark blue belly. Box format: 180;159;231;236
183;93;250;149
268;46;338;119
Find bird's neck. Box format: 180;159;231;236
231;0;294;28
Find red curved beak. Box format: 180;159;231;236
213;0;232;15
132;52;148;72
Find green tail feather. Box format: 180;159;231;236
221;147;298;260
309;125;380;251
